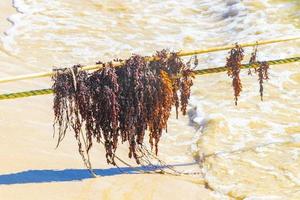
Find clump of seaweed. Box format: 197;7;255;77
116;55;149;163
247;45;270;101
248;44;258;75
52;67;75;147
256;61;270;101
226;44;244;105
52;50;194;170
180;68;194;115
53;65;95;175
88;64;120;165
182;55;197;115
146;50;194;153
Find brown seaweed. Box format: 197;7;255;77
52;51;194;168
256;61;270;101
226;44;244;105
247;45;270;101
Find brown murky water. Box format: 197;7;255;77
0;0;299;199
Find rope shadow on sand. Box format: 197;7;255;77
0;162;197;185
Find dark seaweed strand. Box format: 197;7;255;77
247;45;270;101
256;61;270;101
225;44;244;105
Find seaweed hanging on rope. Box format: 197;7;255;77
256;61;270;101
149;50;194;118
52;51;194;171
88;63;120;165
52;67;75;147
182;55;197;115
248;43;258;75
116;55;149;163
247;45;270;101
147;70;173;155
225;43;244;105
52;65;96;176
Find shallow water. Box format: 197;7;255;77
0;0;300;199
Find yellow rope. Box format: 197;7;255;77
0;57;299;101
0;88;53;100
0;36;299;84
193;57;300;75
177;37;300;57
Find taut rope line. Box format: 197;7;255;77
0;56;299;100
0;36;299;84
